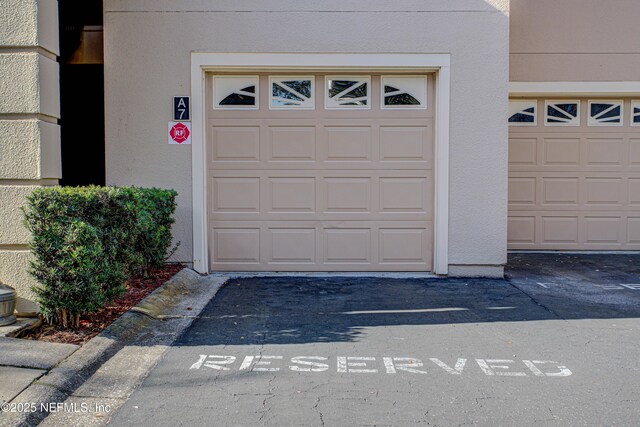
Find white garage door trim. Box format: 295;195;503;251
510;82;640;97
191;53;451;274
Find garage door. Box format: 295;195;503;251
206;74;434;271
508;98;640;250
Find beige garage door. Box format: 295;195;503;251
508;98;640;250
206;74;434;271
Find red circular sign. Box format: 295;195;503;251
170;122;190;143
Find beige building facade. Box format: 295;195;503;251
1;0;639;309
104;0;510;278
509;0;640;250
0;0;60;311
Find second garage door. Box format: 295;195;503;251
206;74;434;271
508;98;640;250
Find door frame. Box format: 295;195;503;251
190;53;451;274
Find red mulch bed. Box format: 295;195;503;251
20;263;184;346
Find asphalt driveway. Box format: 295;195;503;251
109;254;640;426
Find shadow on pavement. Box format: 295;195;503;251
178;253;640;346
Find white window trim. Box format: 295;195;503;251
191;53;451;275
508;100;537;127
544;100;580;127
587;100;624;127
380;75;428;110
269;76;315;110
631;100;640;127
324;75;371;110
212;75;259;110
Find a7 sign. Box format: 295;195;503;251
173;96;190;121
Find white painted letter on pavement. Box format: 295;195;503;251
189;354;573;379
430;358;467;375
383;357;428;374
239;356;254;370
290;356;329;372
476;359;527;376
523;360;572;377
190;355;236;370
239;355;283;372
337;357;378;373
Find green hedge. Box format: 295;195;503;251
23;186;178;327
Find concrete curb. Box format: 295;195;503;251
1;268;228;427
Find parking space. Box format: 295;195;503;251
109;255;640;426
507;253;640;317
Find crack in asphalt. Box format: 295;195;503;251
505;279;565;321
312;395;325;427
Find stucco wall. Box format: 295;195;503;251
104;0;509;272
510;0;640;82
0;0;60;311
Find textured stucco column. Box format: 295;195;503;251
0;0;61;311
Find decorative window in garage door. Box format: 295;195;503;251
631;101;640;126
213;76;258;109
269;76;315;109
381;76;427;109
545;100;580;126
325;76;370;109
588;100;623;126
508;100;537;126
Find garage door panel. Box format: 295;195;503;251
509;137;538;166
584;217;622;245
507;216;536;245
629;178;640;205
509;98;640;250
323;178;372;213
379;126;430;162
508;177;537;205
630;139;640;165
267;228;316;264
210;177;261;213
509;214;640;249
541;216;579;244
324;228;372;264
379;228;430;264
543;138;581;166
322;126;373;162
210;126;261;162
586;138;624;165
210;221;433;271
379;178;429;213
509;173;640;212
212;228;261;264
267;177;316;213
584;178;624;206
542;177;579;205
268;126;317;162
628;218;640;244
210;171;432;221
512;133;640;172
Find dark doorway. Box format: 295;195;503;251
58;1;105;186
